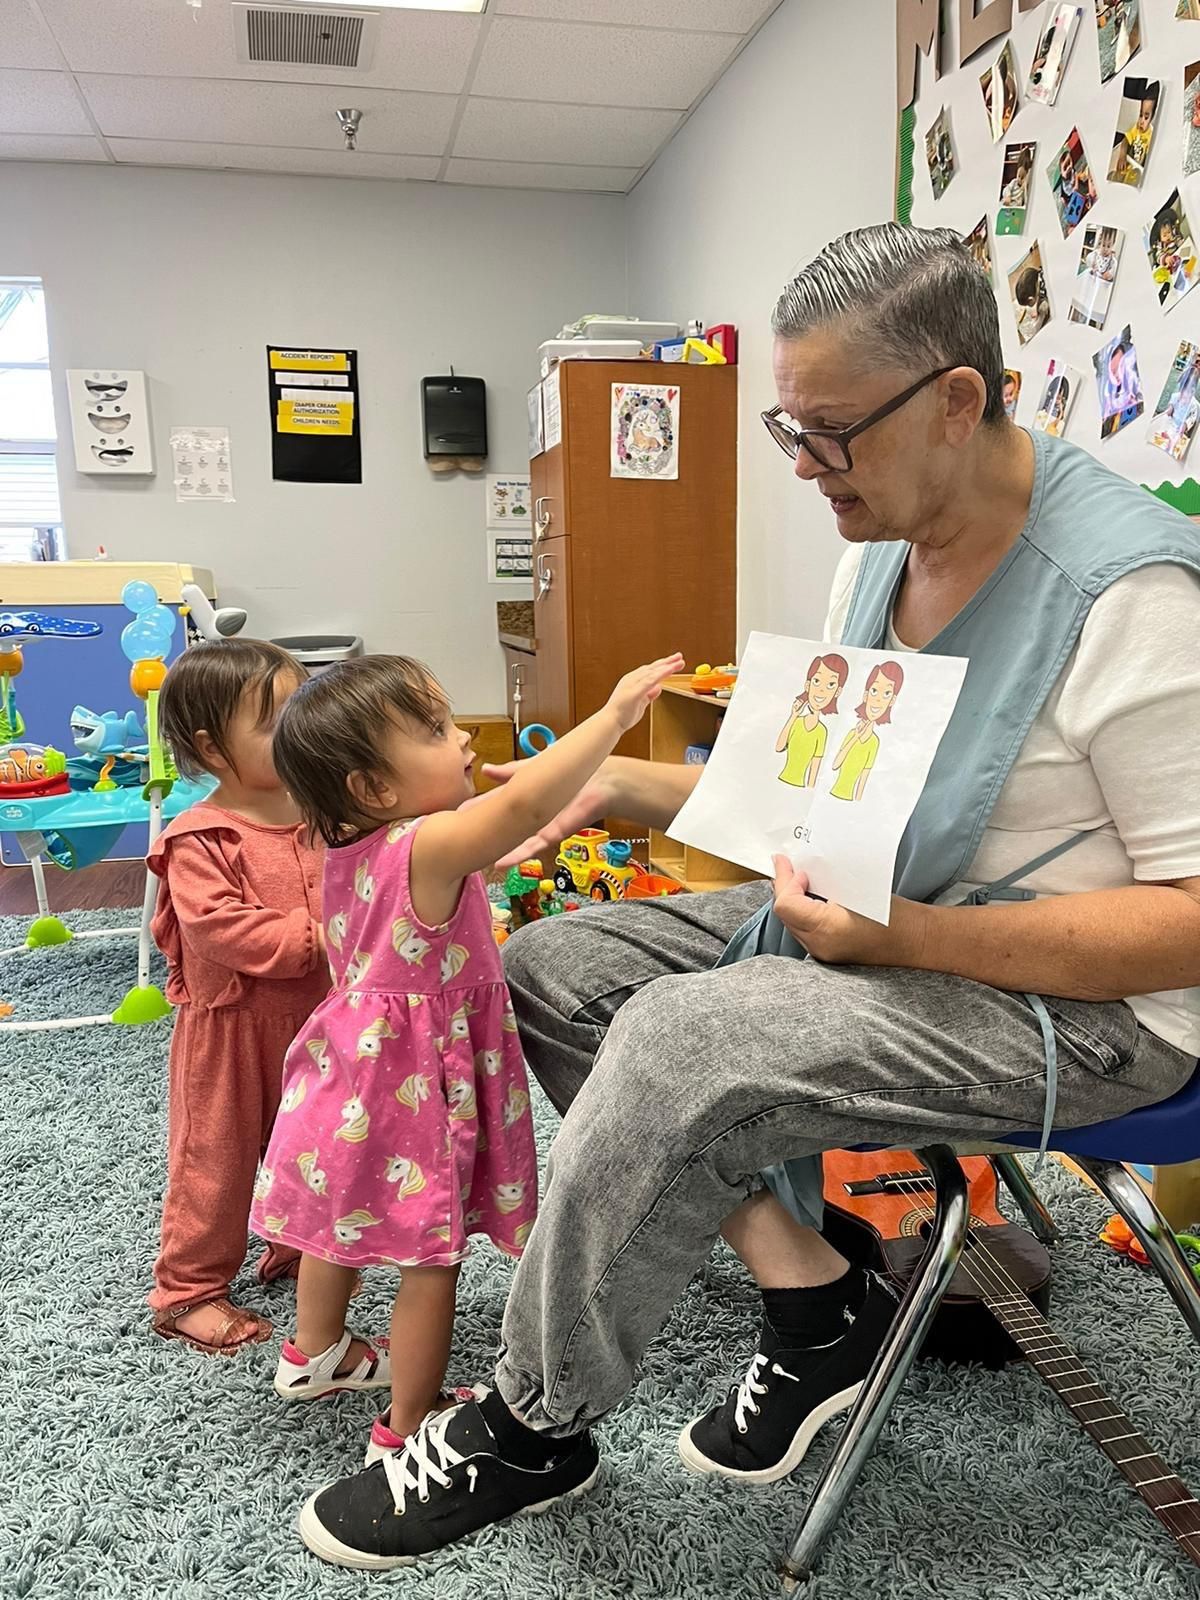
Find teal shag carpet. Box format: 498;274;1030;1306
2;909;1199;1600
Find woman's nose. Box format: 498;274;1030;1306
792;444;825;483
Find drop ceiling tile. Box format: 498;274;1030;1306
472;17;733;110
455;98;679;167
109;138;440;180
444;157;638;191
0;69;93;135
36;0;480;93
77;76;457;154
0;2;63;70
0;133;108;161
493;0;779;31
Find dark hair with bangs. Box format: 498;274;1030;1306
273;655;448;845
159;638;305;779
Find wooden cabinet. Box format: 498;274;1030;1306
648;677;759;893
530;360;737;766
453;714;514;793
501;641;539;731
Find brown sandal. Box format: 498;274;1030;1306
152;1297;274;1355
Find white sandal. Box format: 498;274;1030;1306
273;1329;391;1401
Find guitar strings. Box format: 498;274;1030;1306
880;1167;1200;1560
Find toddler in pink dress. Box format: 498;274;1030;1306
251;649;682;1473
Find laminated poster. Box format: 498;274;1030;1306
669;633;967;925
171;426;234;502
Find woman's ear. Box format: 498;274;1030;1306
943;368;987;446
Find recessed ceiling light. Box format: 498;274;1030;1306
291;0;487;9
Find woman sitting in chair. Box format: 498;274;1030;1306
294;224;1200;1573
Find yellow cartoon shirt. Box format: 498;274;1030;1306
1125;122;1152;166
830;728;879;800
778;717;827;787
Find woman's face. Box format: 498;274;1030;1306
864;671;897;723
806;663;842;712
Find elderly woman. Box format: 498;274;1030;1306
299;224;1200;1570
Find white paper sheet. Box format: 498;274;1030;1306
487;532;533;584
542;368;562;451
170;426;234;503
487;474;532;527
668;632;968;924
610;380;680;480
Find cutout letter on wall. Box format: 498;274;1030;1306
958;0;1013;65
897;0;941;113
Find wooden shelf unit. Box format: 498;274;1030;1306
648;676;759;894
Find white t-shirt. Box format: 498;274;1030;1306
825;545;1200;1057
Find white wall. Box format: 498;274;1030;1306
0;163;626;708
626;0;896;642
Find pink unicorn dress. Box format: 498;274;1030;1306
252;818;538;1268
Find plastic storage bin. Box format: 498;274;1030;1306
538;339;645;377
273;635;364;675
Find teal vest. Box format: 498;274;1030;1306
719;432;1200;1226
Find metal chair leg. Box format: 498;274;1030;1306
991;1152;1059;1246
778;1146;969;1591
1074;1155;1200;1346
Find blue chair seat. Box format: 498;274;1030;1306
1001;1063;1200;1165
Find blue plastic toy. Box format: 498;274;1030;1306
518;722;556;757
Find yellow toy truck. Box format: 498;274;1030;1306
552;829;638;901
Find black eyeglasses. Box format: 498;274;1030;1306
761;367;955;473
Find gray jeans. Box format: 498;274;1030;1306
493;882;1194;1437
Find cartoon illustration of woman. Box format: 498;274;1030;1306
830;660;905;802
776;653;848;788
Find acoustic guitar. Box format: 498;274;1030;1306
821;1150;1200;1569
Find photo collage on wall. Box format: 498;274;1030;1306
917;0;1200;465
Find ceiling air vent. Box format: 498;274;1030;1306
232;3;380;71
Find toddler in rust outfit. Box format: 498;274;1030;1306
147;639;329;1353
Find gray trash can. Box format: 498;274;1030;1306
273;634;364;676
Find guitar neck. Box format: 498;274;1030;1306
980;1282;1200;1567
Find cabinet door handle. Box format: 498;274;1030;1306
535;496;553;540
510;662;524;684
537;555;554;598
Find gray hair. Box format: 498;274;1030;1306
772;223;1006;426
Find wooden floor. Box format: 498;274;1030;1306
0;859;146;914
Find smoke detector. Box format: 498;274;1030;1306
232;3;380;70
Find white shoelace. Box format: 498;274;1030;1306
733;1353;800;1434
382;1406;469;1513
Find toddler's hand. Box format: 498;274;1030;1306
606;654;685;734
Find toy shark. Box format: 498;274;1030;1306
71;706;144;758
0;613;102;643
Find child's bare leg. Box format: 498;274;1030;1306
387;1264;461;1436
295;1254;374;1371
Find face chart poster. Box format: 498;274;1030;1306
669;633;967;925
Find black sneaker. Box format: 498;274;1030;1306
678;1272;900;1484
297;1389;600;1570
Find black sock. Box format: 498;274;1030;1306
478;1385;580;1468
761;1264;869;1349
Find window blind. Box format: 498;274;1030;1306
0;452;61;527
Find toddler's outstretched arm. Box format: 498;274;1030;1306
411;653;683;925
